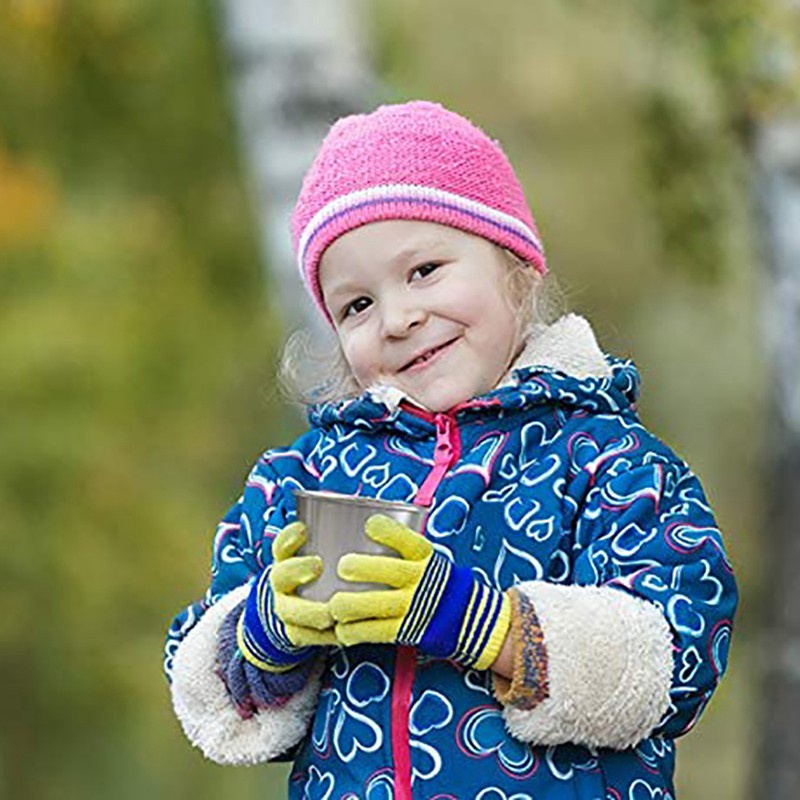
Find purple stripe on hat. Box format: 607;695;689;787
300;193;544;268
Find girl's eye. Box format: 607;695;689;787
411;262;441;280
342;296;371;319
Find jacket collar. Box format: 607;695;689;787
366;314;612;413
500;313;612;385
308;314;639;435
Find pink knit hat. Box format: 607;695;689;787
291;100;547;324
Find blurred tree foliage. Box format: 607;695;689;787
637;0;800;282
0;1;295;797
1;0;798;798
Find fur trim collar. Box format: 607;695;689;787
501;313;611;385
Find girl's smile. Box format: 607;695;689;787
397;336;461;374
319;220;522;412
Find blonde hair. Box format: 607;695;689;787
277;247;567;407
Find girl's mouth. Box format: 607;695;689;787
399;337;459;373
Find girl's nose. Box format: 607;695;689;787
380;299;426;338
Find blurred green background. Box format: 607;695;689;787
1;1;797;797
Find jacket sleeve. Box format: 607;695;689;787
499;428;737;751
164;429;326;765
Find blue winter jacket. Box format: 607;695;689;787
165;315;737;800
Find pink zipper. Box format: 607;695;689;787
415;413;462;506
391;408;461;800
390;645;417;800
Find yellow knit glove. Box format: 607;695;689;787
270;522;337;646
329;515;510;670
237;521;336;672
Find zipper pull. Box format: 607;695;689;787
434;414;453;461
415;413;458;507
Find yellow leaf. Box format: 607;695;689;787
0;146;57;247
8;0;63;30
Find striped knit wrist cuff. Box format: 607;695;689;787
237;568;313;673
401;554;512;670
471;590;512;671
443;564;511;670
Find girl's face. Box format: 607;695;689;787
319;220;521;412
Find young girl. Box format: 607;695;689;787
165;100;737;799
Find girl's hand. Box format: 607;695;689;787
269;522;337;646
329;514;510;670
237;522;336;673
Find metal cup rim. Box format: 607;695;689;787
293;489;424;515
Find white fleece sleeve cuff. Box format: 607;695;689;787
502;581;673;750
170;583;323;765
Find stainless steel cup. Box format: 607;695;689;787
293;489;427;602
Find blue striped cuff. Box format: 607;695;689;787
239;568;312;671
412;556;508;669
397;555;453;644
452;581;506;667
411;557;472;658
